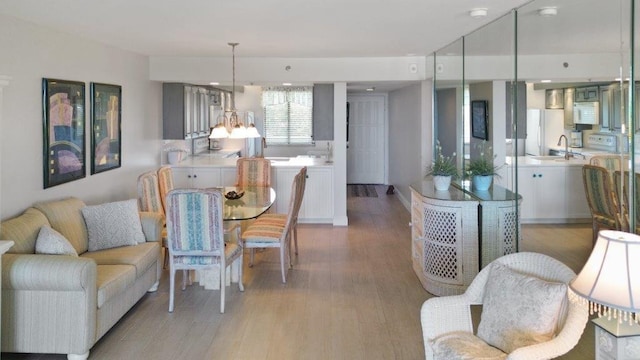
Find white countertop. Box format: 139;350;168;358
172;156;334;168
507;156;588;167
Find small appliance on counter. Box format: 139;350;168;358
570;130;583;148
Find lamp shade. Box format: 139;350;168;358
209;123;229;139
246;123;261;138
229;124;247;139
570;230;640;322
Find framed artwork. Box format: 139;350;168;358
90;83;121;174
471;100;489;140
42;78;86;188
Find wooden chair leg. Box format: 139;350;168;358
169;268;175;312
280;246;287;283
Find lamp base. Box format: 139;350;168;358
593;317;640;359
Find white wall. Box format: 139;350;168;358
0;15;162;218
388;82;429;204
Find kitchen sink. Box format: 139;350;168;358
529;155;563;160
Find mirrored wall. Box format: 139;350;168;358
433;0;638;246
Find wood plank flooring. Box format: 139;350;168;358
3;188;596;359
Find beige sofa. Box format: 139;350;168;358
0;197;162;360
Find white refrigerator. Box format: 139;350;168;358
525;109;564;156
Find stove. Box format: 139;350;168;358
585;133;618;153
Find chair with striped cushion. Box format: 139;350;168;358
251;167;307;257
235;158;272;187
165;188;244;313
241;170;302;283
582;165;621;245
157;166;174;268
137;171;164;215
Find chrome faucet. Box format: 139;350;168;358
557;135;572;160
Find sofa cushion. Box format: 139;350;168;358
81;242;159;278
96;264;136;308
34;197;88;254
430;331;507;360
477;262;567;354
35;226;78;256
82;199;145;251
1;208;50;254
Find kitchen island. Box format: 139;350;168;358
410;179;521;296
170;155;336;224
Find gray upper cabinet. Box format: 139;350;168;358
312;84;334;141
163;83;216;139
574;86;599;102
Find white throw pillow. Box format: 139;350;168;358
430;331;507;360
82;199;145;251
35;225;78;256
477;262;567;354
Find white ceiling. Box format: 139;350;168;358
0;0;530;58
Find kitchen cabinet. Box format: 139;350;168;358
275;167;334;223
564;88;574;129
171;167;222;189
163;83;218;139
545;89;564;109
574;86;599;102
517;166;565;221
565;166;590;219
312;83;334;140
221;167;237;186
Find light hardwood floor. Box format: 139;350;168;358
3;188;596;359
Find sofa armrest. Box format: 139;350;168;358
139;211;163;242
2;253;96;291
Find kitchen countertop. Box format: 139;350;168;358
507;156;588;167
172;156;334;168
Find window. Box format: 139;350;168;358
262;86;313;145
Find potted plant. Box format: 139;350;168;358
466;141;502;191
427;142;458;191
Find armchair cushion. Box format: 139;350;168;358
82;199;145;251
35;225;78;256
477;263;567;353
431;331;506;360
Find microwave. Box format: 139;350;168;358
573;102;599;124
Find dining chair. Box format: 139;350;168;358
241;170;302;283
582;164;621;245
137;170;164;215
235;158;272;187
165;188;244;313
157;166;174;268
251;167;307;257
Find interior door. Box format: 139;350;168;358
346;95;386;184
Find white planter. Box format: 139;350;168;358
473;175;492;191
433;175;452;191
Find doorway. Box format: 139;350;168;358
346;94;387;184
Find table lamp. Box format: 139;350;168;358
569;230;640;359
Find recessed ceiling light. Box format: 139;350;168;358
538;7;557;17
209;82;220;86
282;82;292;86
366;87;375;92
469;8;488;18
540;80;552;83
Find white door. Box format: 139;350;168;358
346;95;386;184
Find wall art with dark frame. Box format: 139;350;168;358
90;82;121;174
471;100;489;140
42;78;86;188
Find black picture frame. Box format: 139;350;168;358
42;78;86;188
471;100;489;140
90;82;121;174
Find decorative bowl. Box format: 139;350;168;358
224;190;245;200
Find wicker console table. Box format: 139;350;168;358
411;179;521;296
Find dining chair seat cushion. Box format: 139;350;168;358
171;242;241;266
35;225;78;256
82;199;145;251
430;331;507;360
242;224;284;243
253;214;286;227
477;263;567;354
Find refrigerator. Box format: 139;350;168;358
525;109;564;156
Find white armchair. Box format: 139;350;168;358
421;252;589;360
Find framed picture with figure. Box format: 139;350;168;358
471;100;489;140
90;82;121;174
42;78;86;188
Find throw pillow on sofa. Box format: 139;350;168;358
35;225;78;256
82;199;145;251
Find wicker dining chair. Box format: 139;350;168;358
421;252;588;360
165;188;244;313
582;164;621;245
235;158;272;187
157;166;174;268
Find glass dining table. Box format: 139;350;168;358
220;186;276;221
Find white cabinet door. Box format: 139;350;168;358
301;167;333;221
171;167;193;189
517;166;565;222
221;167;237;186
275;168;298;213
565;166;590;219
191;167;222;188
516;167;538;220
